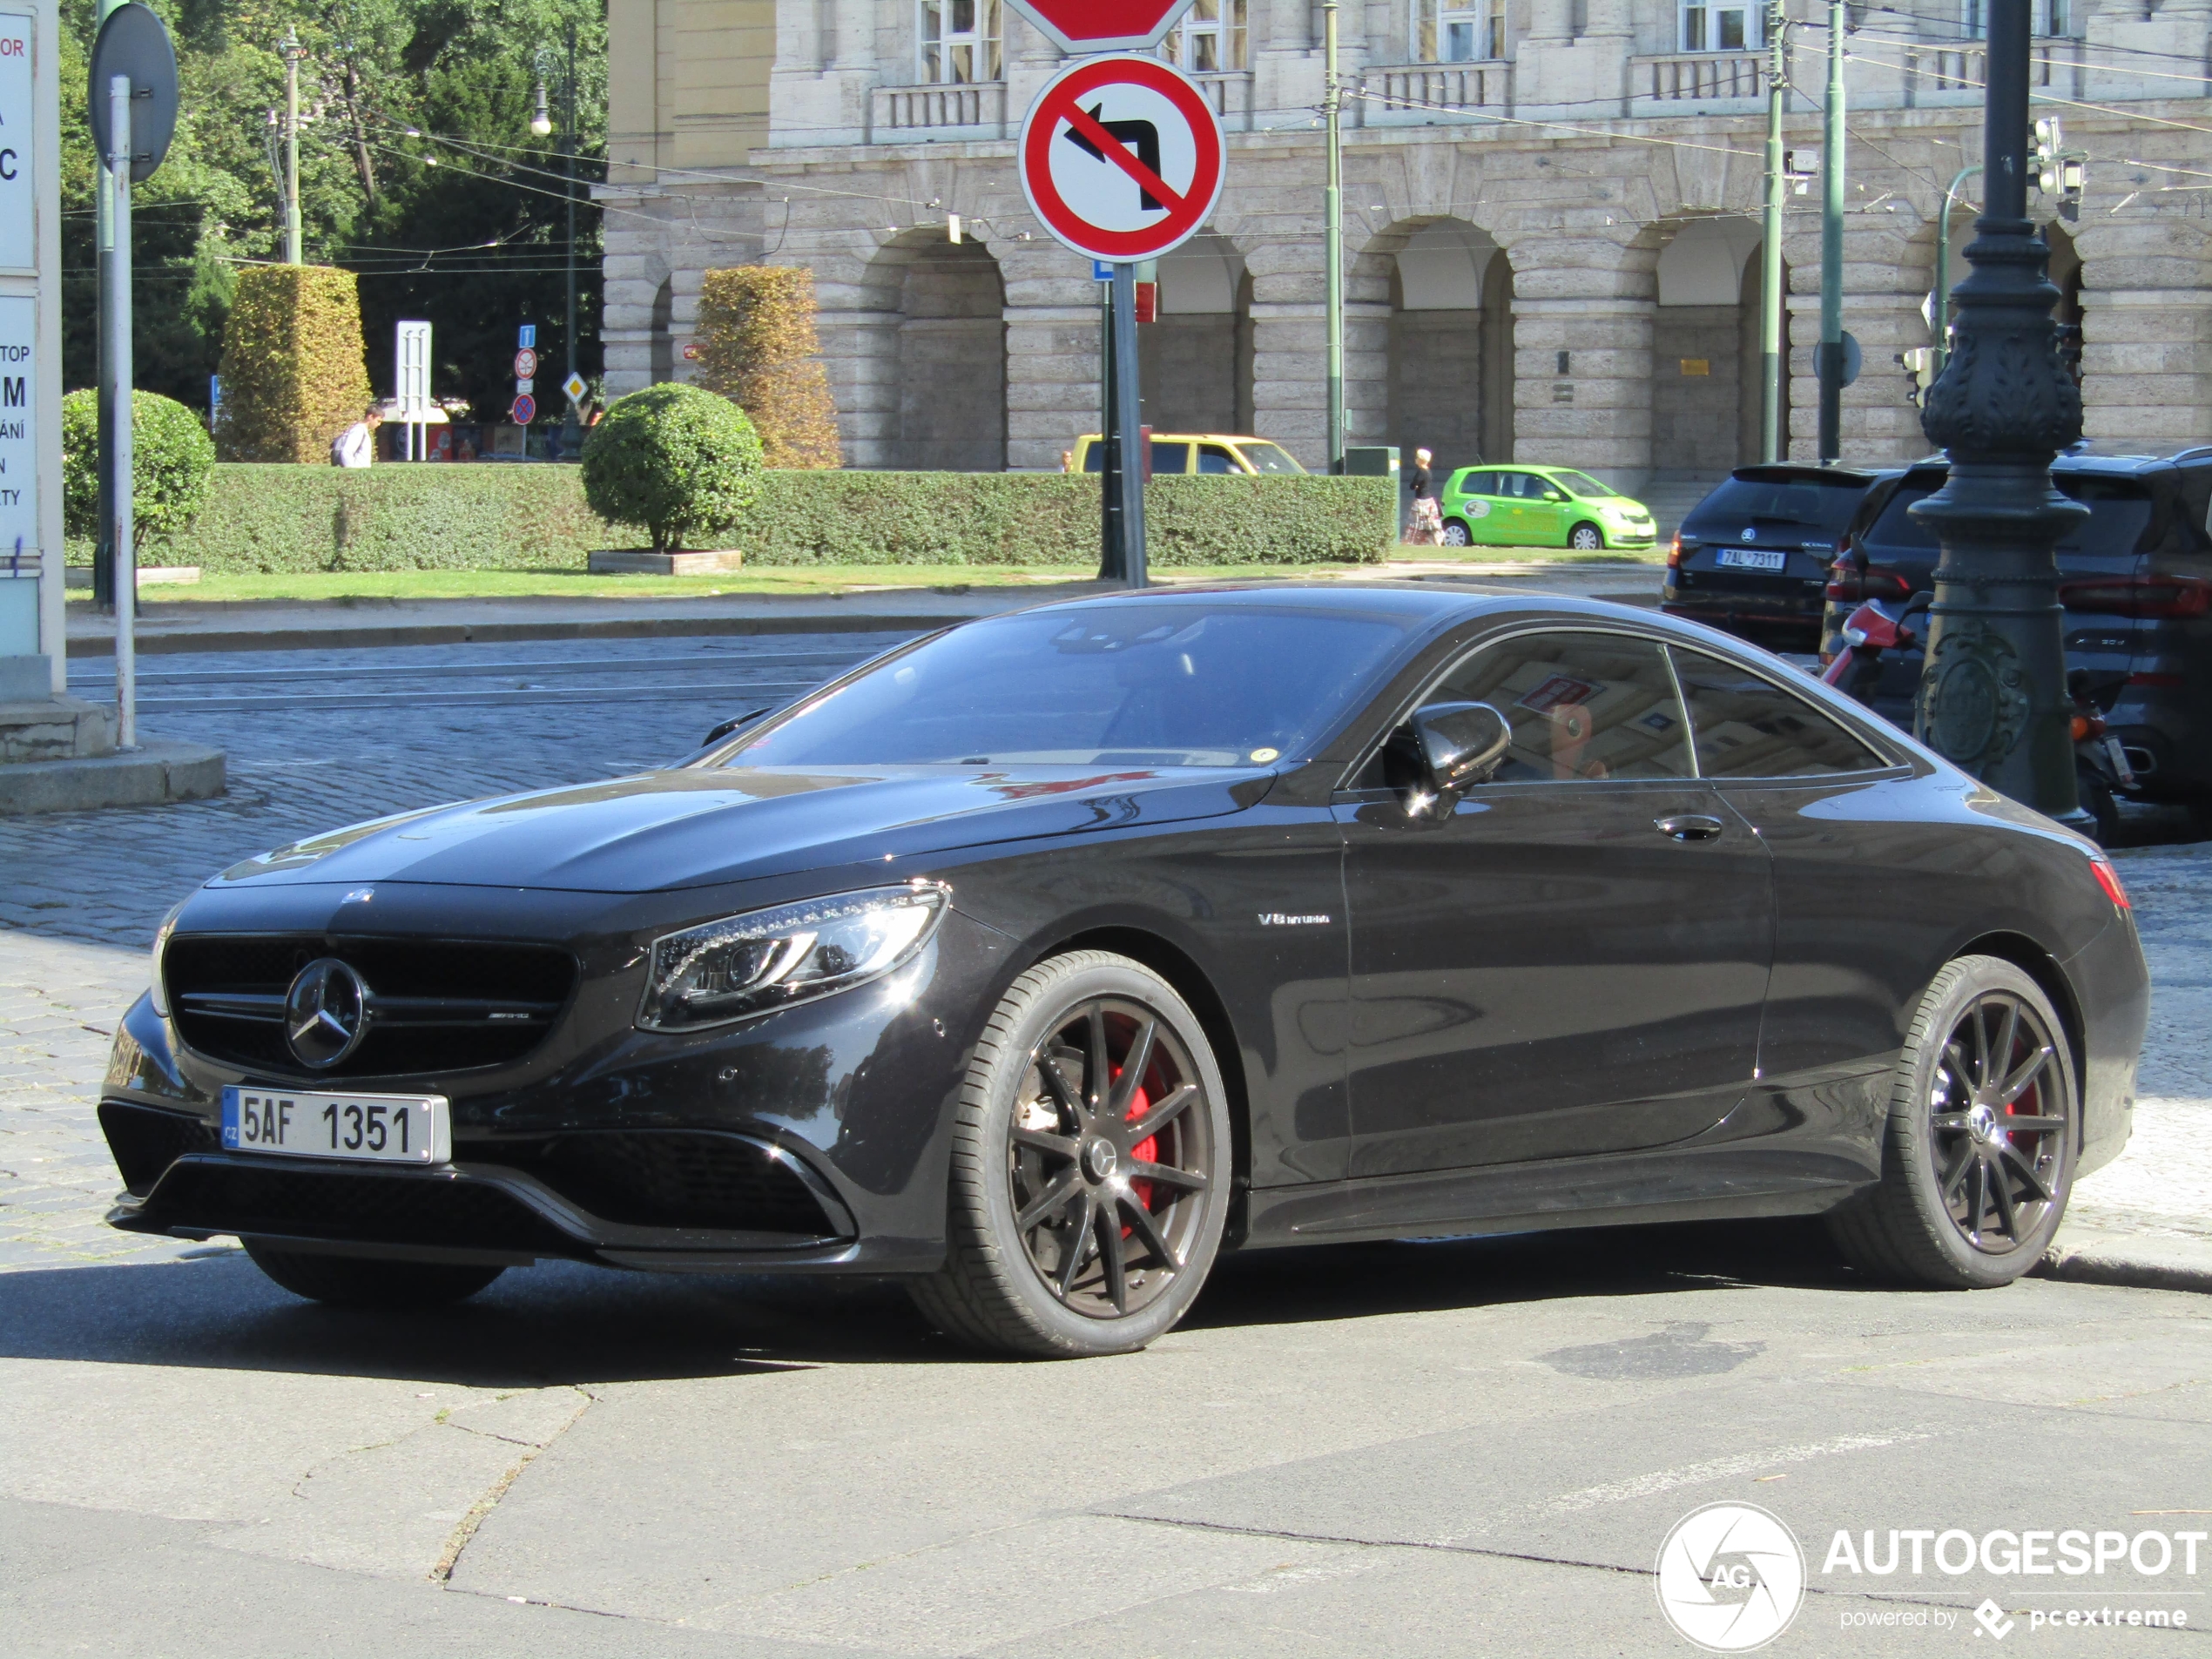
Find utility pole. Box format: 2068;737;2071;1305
105;72;137;748
1911;0;2084;821
282;29;303;264
1932;163;1980;380
1323;0;1343;473
1759;0;1787;462
563;22;579;453
1816;0;1844;463
92;0;125;611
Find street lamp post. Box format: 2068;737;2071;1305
1910;0;2085;821
533;24;582;456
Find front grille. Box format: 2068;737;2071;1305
489;1131;840;1237
99;1100;221;1195
165;934;577;1079
143;1159;580;1255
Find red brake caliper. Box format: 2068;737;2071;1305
1112;1061;1158;1236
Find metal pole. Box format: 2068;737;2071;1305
561;23;581;455
106;75;137;751
1323;0;1344;473
283;30;302;265
1760;0;1787;462
1817;0;1844;463
1099;278;1123;580
1911;0;2083;820
1932;164;1980;380
1112;262;1147;588
92;0;125;612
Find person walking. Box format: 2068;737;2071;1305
1406;447;1442;545
332;403;386;468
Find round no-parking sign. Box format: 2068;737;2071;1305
1018;55;1224;265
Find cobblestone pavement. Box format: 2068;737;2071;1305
0;628;2203;1273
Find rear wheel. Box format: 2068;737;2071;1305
909;952;1231;1358
1568;522;1605;551
1441;518;1473;547
1827;956;2075;1289
243;1240;505;1307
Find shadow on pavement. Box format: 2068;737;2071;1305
0;1216;1872;1386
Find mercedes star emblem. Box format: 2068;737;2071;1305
284;957;373;1069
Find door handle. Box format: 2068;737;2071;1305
1654;814;1726;842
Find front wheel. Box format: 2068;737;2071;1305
1440;518;1473;547
244;1240;505;1307
909;952;1232;1358
1568;522;1605;551
1826;956;2075;1289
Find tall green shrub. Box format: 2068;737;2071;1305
59;388;217;553
581;384;765;552
693;266;842;470
213;265;374;462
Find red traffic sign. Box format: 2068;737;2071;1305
509;394;536;424
1019;56;1224;266
1003;0;1197;53
513;347;538;380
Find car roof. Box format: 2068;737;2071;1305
1725;463;1879;486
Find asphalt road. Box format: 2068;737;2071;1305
4;624;2209;1657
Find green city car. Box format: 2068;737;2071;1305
1438;465;1657;551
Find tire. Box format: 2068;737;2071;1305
244;1240;505;1308
908;951;1233;1358
2075;761;2120;846
1826;955;2076;1290
1568;522;1605;551
1441;518;1473;547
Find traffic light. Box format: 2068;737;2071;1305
1897;346;1936;408
2032;119;2085;220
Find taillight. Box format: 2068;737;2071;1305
2059;576;2212;619
1667;534;1684;569
2088;856;2131;909
2070;713;2103;741
1825;563;1912;602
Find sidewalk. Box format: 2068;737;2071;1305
60;562;1664;658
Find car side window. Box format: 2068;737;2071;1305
1422;632;1696;782
1197;444;1238;475
1464;471;1495;496
1150;441;1192;475
1495;473;1529;499
1669;648;1886;778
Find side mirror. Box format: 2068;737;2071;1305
703;707;771;747
1542;488;1566;502
1408;701;1512;796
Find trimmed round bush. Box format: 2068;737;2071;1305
582;383;765;553
60;388;218;554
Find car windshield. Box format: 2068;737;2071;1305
1557;470;1619;498
1867;473;2154;556
720;602;1420;769
1702;475;1867;531
1239;442;1305;475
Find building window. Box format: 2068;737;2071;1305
1681;0;1756;49
1161;0;1247;71
1414;0;1505;60
919;0;1001;84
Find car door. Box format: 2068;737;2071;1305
1336;627;1775;1176
1490;472;1538;543
1197;442;1239;475
1457;471;1501;539
1524;474;1572;545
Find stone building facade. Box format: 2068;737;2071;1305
602;0;2212;489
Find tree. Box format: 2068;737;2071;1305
582;385;764;553
694;267;842;470
60;388;217;553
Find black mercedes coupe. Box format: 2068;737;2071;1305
98;587;2148;1357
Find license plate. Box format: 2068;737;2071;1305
1716;548;1788;572
221;1085;450;1165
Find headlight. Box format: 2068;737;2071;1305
637;881;949;1032
148;900;185;1018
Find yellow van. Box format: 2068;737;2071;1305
1066;434;1307;476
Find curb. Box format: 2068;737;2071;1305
0;740;227;815
2033;1231;2212;1296
63;610;979;659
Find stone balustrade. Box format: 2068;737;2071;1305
1355;62;1512;125
871;81;1008;141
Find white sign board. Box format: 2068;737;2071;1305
0;293;34;552
395;319;431;415
0;13;30;274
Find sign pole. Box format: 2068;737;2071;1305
91;0;121;612
105;71;133;749
1111;261;1145;589
1099;278;1123;579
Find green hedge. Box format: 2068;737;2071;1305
67;464;1394;572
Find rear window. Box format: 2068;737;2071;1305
1865;474;2153;557
1697;475;1867;533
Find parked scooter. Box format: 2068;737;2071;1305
2068;668;2138;846
1819;590;1931;702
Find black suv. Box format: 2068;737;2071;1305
1825;443;2212;817
1661;466;1883;649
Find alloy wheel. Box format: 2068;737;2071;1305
1928;990;2069;1252
1006;996;1215;1319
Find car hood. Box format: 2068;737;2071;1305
212;765;1270;894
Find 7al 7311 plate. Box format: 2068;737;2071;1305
221;1085;450;1164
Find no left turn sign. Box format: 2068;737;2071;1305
1018;56;1224;266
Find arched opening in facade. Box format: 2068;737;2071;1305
1357;218;1512;482
649;276;675;384
853;230;1008;471
1651;215;1775;475
1137;232;1253;433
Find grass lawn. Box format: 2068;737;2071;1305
64;545;1663;606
